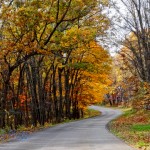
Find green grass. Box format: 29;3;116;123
122;108;136;117
131;124;150;131
137;141;150;147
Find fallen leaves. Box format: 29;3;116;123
109;109;150;150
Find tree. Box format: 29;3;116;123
0;0;111;128
111;0;150;82
110;53;139;106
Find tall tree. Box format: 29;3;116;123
0;0;111;128
111;0;150;82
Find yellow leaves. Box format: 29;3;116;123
0;0;110;61
72;0;85;9
61;26;79;48
99;0;109;6
70;39;112;106
77;80;109;107
48;16;55;23
63;37;112;107
60;26;96;49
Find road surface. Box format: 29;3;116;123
0;106;136;150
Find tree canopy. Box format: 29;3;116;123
0;0;112;129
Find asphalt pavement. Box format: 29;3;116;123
0;106;136;150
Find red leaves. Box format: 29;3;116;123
19;94;27;105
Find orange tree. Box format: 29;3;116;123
0;0;111;128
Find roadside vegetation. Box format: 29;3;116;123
107;1;150;149
109;108;150;150
106;58;150;150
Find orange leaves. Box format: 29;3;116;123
45;82;50;92
18;93;31;108
71;40;112;106
19;94;27;105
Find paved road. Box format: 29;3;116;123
0;106;136;150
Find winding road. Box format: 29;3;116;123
0;106;136;150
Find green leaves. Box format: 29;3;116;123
69;62;92;70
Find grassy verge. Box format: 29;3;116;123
0;108;100;143
109;108;150;150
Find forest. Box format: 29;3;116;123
0;0;112;129
0;1;149;145
105;0;150;109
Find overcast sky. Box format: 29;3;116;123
105;0;128;56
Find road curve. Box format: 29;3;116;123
0;106;136;150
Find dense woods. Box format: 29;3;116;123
106;1;150;149
0;0;112;129
0;2;149;146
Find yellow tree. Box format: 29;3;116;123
0;0;111;127
74;41;112;109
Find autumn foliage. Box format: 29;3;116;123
0;0;112;129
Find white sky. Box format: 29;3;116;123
105;0;128;56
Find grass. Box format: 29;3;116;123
131;124;150;132
84;108;101;118
109;108;150;150
122;108;136;116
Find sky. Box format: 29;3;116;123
104;0;128;56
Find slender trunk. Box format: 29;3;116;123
25;63;38;127
58;68;63;122
64;69;71;119
52;65;58;122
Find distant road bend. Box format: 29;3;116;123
0;106;136;150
